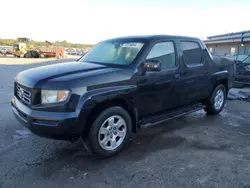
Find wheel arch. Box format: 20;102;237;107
211;70;229;94
76;86;138;139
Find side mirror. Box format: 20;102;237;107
142;59;161;72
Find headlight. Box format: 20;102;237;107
41;90;69;104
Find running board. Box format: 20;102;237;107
139;104;205;128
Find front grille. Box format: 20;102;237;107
16;84;32;105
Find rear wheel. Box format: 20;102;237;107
84;106;132;158
204;84;226;115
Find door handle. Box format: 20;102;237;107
174;74;181;79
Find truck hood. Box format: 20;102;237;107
15;61;126;88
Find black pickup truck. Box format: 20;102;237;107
11;35;236;158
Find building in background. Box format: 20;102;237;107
204;30;250;57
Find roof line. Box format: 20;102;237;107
207;30;250;39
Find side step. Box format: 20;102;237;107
139;103;205;128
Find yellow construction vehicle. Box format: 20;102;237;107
12;38;29;57
12;38;40;58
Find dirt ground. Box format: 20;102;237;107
0;58;250;188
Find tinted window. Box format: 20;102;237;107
146;42;176;69
181;41;202;65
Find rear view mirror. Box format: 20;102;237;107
143;59;161;72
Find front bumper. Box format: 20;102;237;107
11;96;80;141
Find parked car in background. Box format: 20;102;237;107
212;54;250;87
68;50;85;56
0;47;8;56
6;48;12;55
11;35;235;158
234;54;250;86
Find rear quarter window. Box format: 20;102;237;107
181;41;202;65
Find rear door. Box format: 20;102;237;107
137;40;181;118
175;40;211;106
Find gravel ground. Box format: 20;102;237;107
0;58;250;188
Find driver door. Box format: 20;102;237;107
137;40;180;118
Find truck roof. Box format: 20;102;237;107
105;35;200;42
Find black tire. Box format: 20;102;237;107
204;84;226;115
30;51;37;58
84;106;132;158
24;51;32;58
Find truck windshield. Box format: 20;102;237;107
13;44;19;50
79;41;144;66
235;55;250;64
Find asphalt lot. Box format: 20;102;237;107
0;58;250;188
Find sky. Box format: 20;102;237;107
1;0;250;44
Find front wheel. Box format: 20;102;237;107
204;84;226;115
84;106;132;158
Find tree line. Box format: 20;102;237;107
0;38;94;51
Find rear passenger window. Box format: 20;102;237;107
146;42;176;69
181;41;202;65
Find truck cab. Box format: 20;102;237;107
11;35;235;158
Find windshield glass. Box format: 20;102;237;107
79;41;144;66
13;44;19;50
235;55;250;64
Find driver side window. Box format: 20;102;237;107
146;41;176;69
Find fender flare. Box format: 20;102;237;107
211;70;229;83
75;85;138;134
